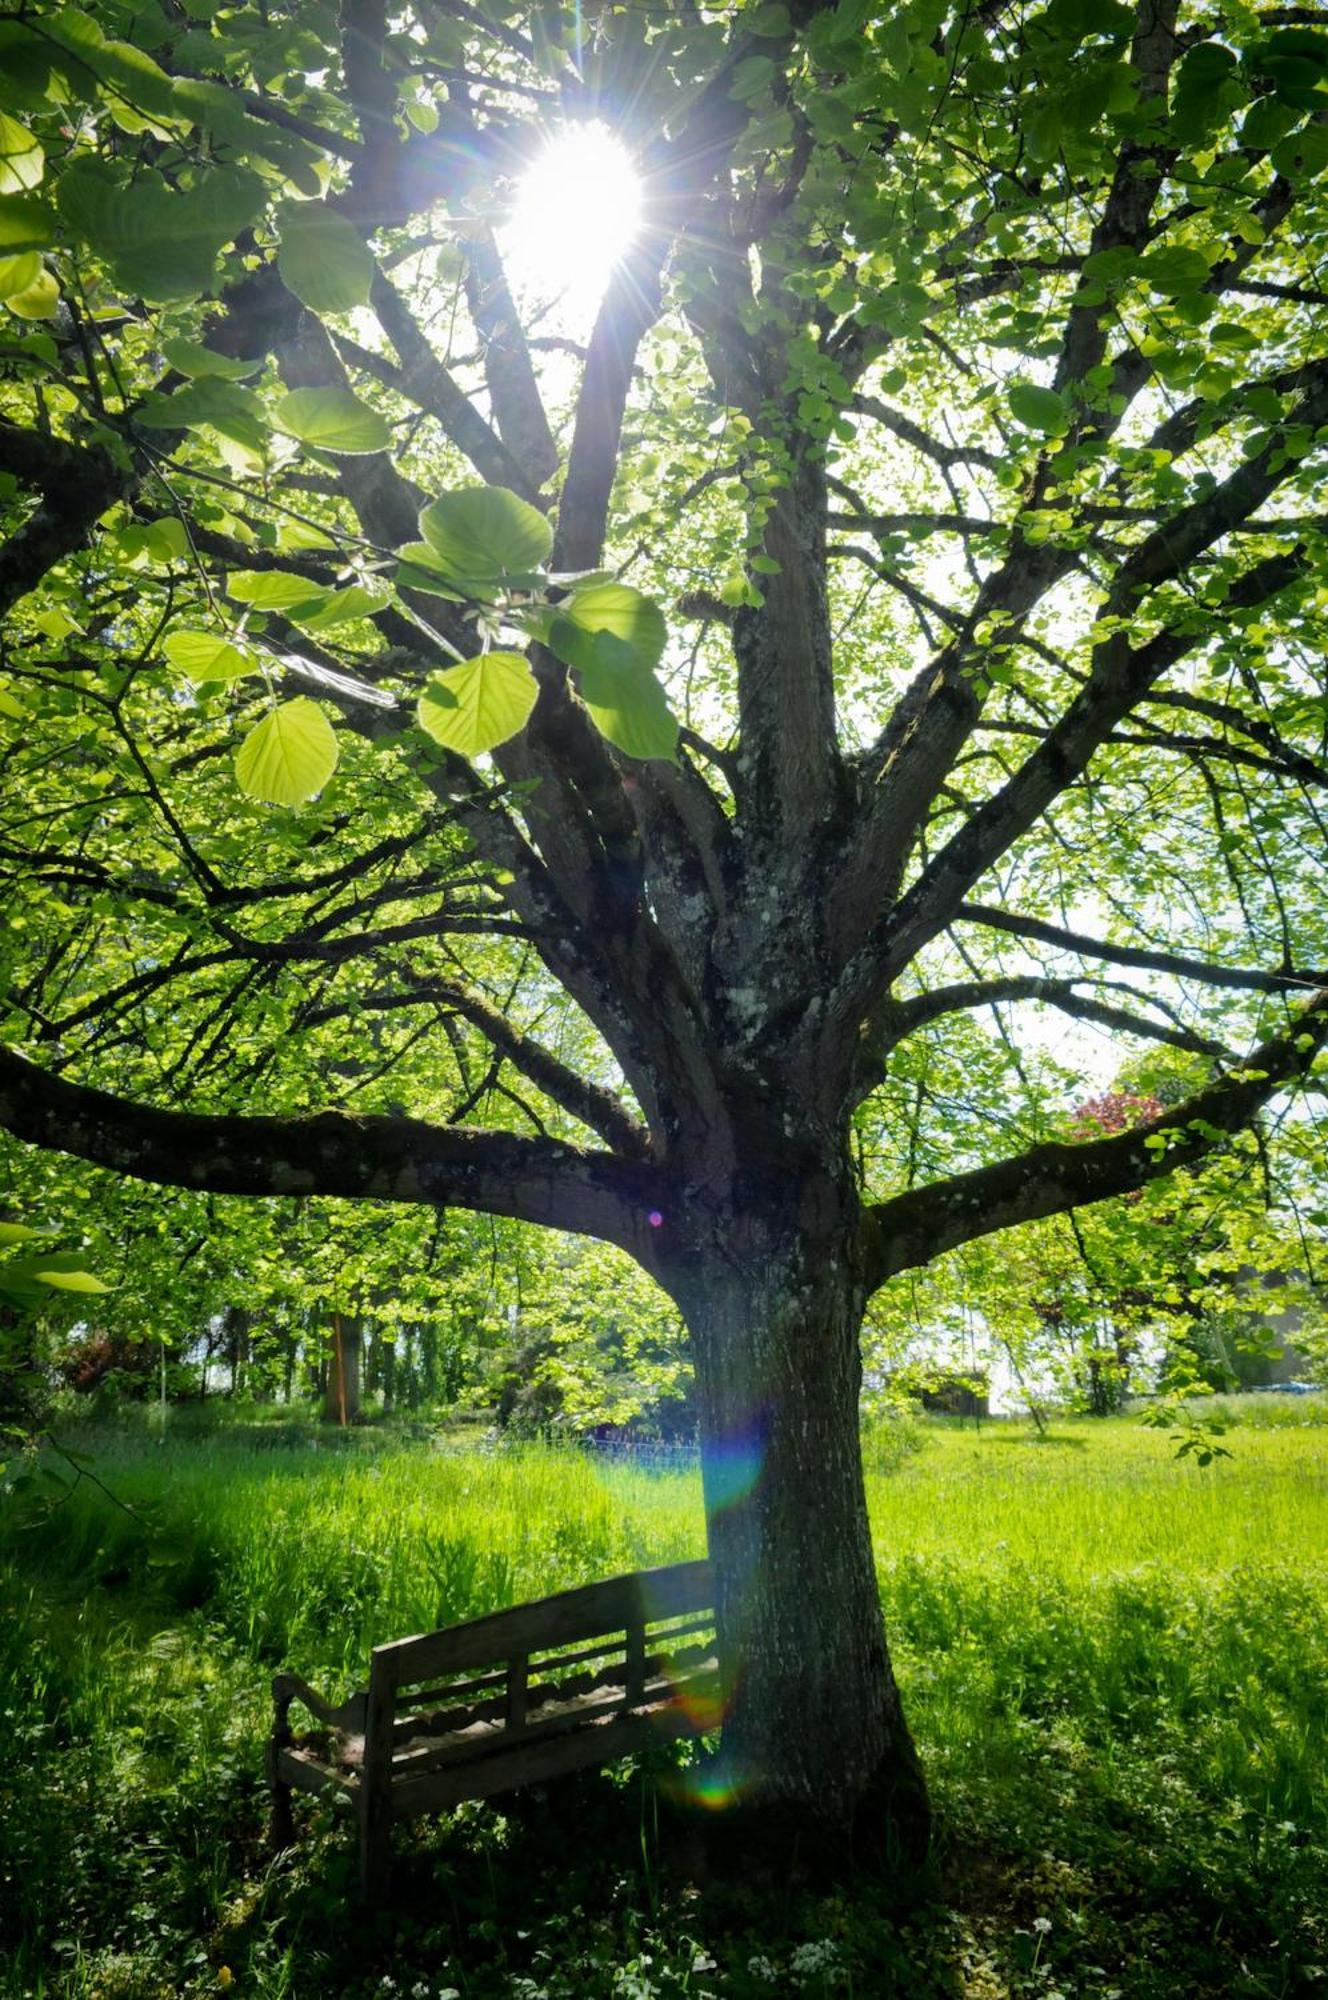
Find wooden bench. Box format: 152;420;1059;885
268;1558;718;1894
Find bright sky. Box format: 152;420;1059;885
500;122;642;340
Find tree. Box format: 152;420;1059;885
2;0;1328;1865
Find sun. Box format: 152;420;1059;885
503;123;642;331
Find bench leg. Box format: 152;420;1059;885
359;1793;393;1904
266;1741;296;1852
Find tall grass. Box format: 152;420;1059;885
2;1411;1326;1997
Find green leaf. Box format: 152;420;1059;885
1270;123;1328;181
416;651;538;757
417;487;553;594
548;582;667;675
293;582;390;631
730;55;775;101
1137;245;1211;298
160;337;261;381
0;1222;43;1244
162;629;258;683
274;387;390;455
1251;28;1328;110
0;250;41;301
235;697;338;805
136;378;269;457
56;159;265;303
227;569;329;613
29;1263;113;1294
393;544;465;598
0;194;55;252
275;201;375;316
577;634;679;762
0;1248;111;1300
0;113;42;195
1008;382;1069;436
4;265;56;318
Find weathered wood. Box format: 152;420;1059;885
389;1657;720;1779
359;1654;396;1902
390;1682;719;1822
375;1560;712;1686
625;1620;646;1707
268;1559;716;1897
273;1671;367;1736
505;1652;528;1732
395;1665;510;1711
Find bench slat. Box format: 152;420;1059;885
389;1688;717;1824
389;1637;718;1750
391;1657;721;1780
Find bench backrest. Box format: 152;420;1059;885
371;1558;713;1690
359;1559;714;1774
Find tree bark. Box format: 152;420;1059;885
325;1313;363;1426
670;1185;929;1873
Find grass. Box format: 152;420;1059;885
1;1403;1326;1998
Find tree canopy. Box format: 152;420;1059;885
2;0;1328;1858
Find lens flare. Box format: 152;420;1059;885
504;122;641;328
702;1429;765;1514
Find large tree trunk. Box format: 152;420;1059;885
669;1171;929;1872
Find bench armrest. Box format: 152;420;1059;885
272;1672;367;1742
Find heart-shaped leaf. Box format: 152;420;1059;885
577;633;678;762
163;629;258;682
236;697;338;804
417;487;553;593
275;387;390;455
548;581;667;675
276;201;375;315
416;651;538;757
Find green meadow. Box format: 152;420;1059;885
2;1405;1326;1999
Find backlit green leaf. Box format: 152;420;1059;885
4;265;56;317
548;582;667;675
577;633;679;762
0;250;41;301
163;630;259;682
417;487;553;594
275;202;375;316
0;113;42;194
235;698;338;805
161;338;262;381
227;570;329;614
416;651;538;757
275;388;391;455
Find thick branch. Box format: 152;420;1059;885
0;1046;667;1259
864;989;1328;1288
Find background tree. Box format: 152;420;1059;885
2;0;1328;1863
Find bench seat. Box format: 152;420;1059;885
269;1558;718;1892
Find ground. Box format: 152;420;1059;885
1;1400;1325;1998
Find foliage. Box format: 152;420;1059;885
4;0;1328;1843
